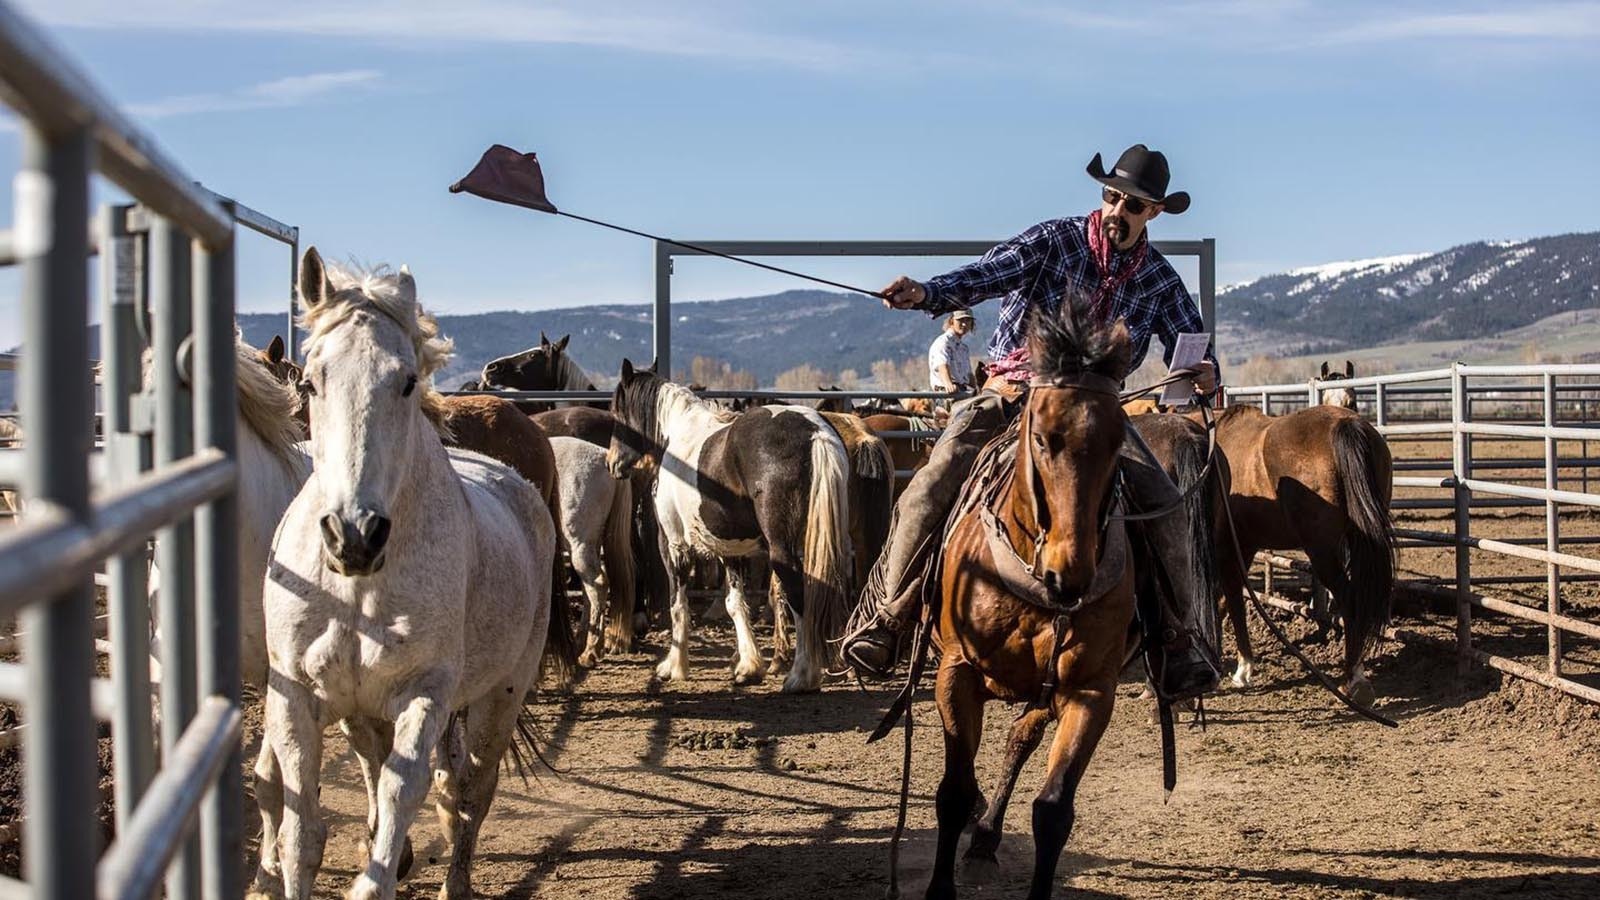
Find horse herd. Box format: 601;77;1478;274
176;249;1395;899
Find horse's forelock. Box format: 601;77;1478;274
1027;293;1131;384
301;260;454;382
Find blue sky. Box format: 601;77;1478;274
2;1;1598;348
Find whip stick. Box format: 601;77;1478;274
451;144;886;299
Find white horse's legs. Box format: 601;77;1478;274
440;647;536;900
265;676;326;900
784;608;821;693
251;737;285;897
347;689;449;900
723;560;765;685
1231;654;1256;688
654;551;693;684
572;542;608;668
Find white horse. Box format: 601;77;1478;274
252;249;556;900
548;436;636;667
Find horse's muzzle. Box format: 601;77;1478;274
320;508;391;576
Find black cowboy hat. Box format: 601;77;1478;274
1086;144;1190;215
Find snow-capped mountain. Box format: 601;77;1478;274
1218;232;1598;349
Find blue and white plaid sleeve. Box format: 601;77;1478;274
1151;280;1222;385
920;221;1058;316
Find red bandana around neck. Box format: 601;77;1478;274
1085;209;1148;315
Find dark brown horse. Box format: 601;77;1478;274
1207;402;1394;701
861;412;936;497
924;300;1136;900
481;332;603;413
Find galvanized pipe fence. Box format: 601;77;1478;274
0;2;310;896
1225;363;1600;704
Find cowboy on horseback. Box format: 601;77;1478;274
842;143;1225;703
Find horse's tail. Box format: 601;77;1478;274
1173;426;1223;657
602;474;636;653
801;426;852;672
1332;416;1395;675
540;478;580;690
852;433;895;594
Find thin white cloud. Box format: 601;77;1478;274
1005;0;1600;49
128;69;382;120
1320;4;1600;44
25;1;871;71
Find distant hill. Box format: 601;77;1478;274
3;230;1597;408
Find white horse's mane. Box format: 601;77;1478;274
299;260;455;431
234;332;305;458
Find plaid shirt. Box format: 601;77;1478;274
921;215;1219;382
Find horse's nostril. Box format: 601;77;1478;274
360;512;392;554
319;514;343;551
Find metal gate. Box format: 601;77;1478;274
0;3;251;897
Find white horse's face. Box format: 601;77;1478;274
300;255;425;576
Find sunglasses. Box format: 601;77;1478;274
1102;186;1158;215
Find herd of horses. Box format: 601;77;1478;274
141;248;1395;900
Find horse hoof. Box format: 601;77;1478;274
732;665;765;686
960;853;1002;886
779;674;821;694
578;650;600;669
344;875;382;900
1347;679;1376;709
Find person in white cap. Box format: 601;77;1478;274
927;309;976;394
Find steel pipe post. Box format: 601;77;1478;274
1452;366;1473;675
1543;372;1562;676
16;123;98;900
100;204;157;832
149;215;200;900
654;241;672;378
192;228;242;899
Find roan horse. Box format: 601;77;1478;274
1207;398;1394;701
255;251;558;900
607;360;853;692
924;300;1137;900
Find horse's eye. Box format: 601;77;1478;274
402;375;417;397
1032;432;1048;454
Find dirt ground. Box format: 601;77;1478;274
287;583;1600;900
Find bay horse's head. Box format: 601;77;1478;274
606;358;665;478
482;332;579;390
296;247;453;576
1318;360;1357;410
1014;298;1132;600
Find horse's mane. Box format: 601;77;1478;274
1027;293;1132;384
613;367;730;446
299;260;454;435
234;333;305;457
551;346;595;391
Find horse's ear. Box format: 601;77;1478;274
554;334;570;353
1320;361;1331;379
298;247;331;309
620;358;635;381
646;358;659;374
1100;318;1132;381
540;331;550;347
266;335;285;364
396;265;416;306
1345;360;1354;378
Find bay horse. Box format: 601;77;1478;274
257;251;558;900
1208;401;1394;701
607;359;852;693
819;411;894;596
861;412;936;496
925;300;1137;900
548;435;636;667
958;409;1229;879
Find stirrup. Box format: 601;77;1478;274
840;618;901;680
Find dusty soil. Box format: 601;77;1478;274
285;590;1600;900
